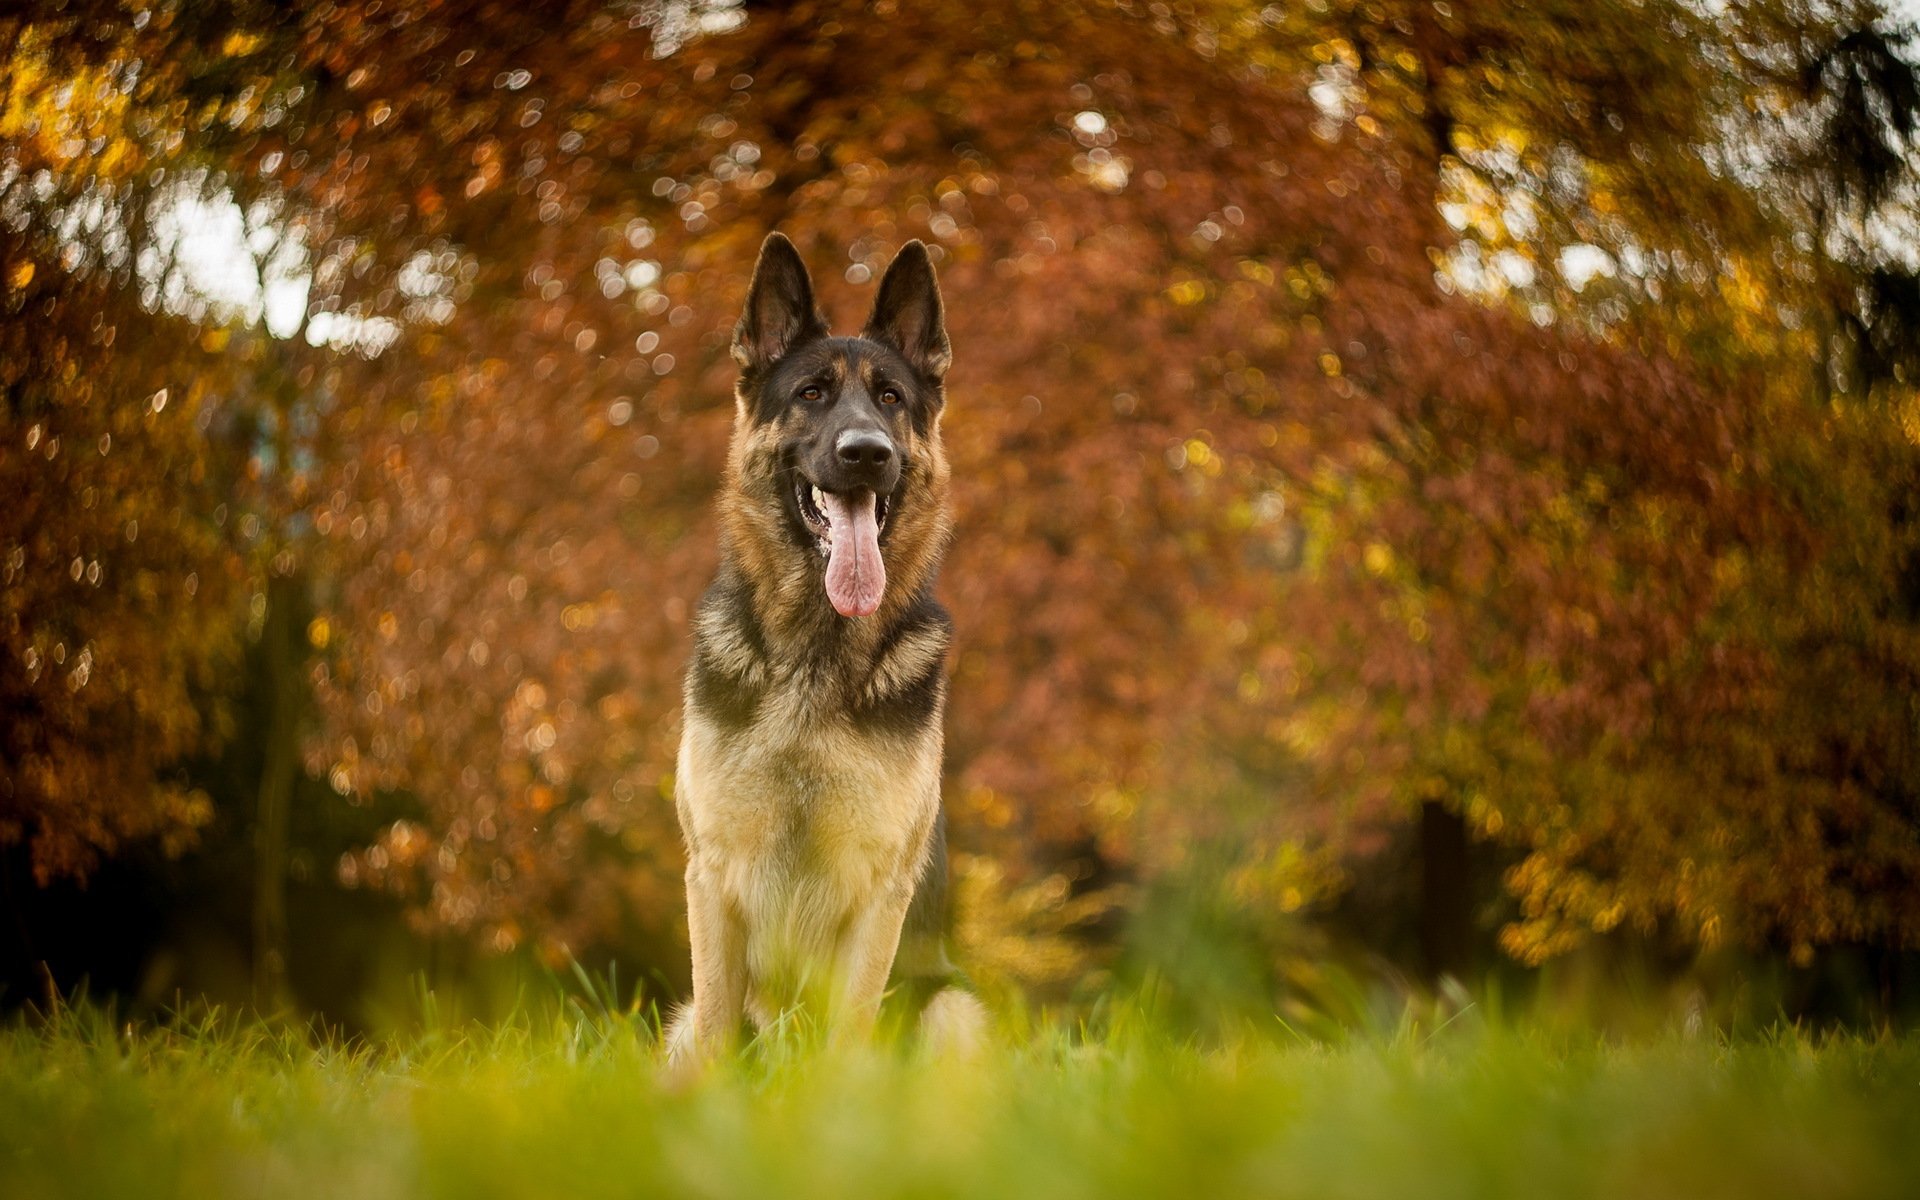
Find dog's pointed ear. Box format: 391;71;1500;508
863;240;951;382
733;233;826;371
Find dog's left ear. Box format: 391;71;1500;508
863;240;951;382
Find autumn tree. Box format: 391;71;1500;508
236;0;1829;970
0;7;352;1006
0;14;263;881
1201;0;1920;966
6;0;1918;998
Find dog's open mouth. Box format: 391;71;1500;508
796;476;892;618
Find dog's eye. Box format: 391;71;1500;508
798;385;823;402
879;388;901;405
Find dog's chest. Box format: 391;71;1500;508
679;671;940;903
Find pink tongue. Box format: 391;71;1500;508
819;490;886;618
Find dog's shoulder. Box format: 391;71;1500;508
686;570;771;731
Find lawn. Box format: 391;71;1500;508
2;1001;1917;1200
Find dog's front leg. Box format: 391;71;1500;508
831;801;940;1039
679;865;747;1062
830;877;918;1040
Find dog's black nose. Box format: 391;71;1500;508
836;431;894;470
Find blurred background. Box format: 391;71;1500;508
4;0;1920;1035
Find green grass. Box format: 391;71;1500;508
2;999;1918;1200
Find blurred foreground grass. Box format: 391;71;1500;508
3;995;1918;1200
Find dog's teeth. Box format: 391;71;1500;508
811;485;827;511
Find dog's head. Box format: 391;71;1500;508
721;233;952;620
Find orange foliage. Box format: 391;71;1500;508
0;243;242;880
5;0;1918;968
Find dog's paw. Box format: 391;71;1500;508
656;1002;709;1089
917;987;989;1059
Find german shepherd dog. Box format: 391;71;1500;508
665;234;985;1063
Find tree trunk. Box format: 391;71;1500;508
1419;799;1473;982
251;573;303;1008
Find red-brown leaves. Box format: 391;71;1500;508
11;0;1919;969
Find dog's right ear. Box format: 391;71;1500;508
732;233;826;371
864;240;951;382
